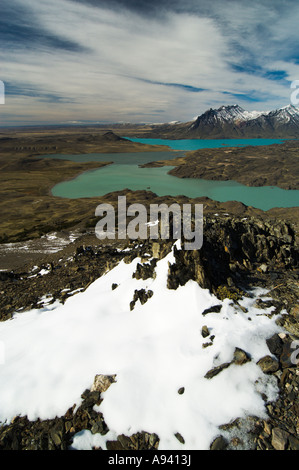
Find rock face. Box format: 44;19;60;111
166;216;297;303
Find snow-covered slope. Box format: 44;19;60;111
0;242;285;450
267;104;299;124
190;104;299;127
203;105;267;123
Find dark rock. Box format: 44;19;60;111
271;427;289;450
201;325;210;338
266;334;284;357
205;348;250;380
130;289;154;310
174;432;185;444
280;341;296;368
210;435;228;450
254;299;274;309
204;362;231;379
106;439;126;451
233;347;251;365
202;305;222;316
133;259;157;280
288;434;299;450
257;355;280;374
107;432;160;450
49;422;64;447
178;387;185;395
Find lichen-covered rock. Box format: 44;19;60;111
271;427;289;450
91;374;117;393
257;355;280;374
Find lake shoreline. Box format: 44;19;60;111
140;139;299;191
47;140;299;211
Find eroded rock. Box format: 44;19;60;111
91;374;117;393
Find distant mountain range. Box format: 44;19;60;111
130;104;299;139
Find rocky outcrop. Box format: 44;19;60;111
165;216;297;297
130;288;154;310
0;388;108;450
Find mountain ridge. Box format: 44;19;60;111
129;104;299;139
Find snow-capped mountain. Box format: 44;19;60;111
187;104;299;138
190;104;267;126
141;104;299;139
267;104;299;124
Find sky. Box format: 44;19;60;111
1;0;299;126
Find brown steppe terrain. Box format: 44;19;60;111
0;126;298;248
0;128;169;242
141;139;299;190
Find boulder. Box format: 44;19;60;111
257;356;280;374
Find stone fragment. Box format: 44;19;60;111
266;334;284;357
174;432;185;444
258;264;268;273
271;427;289;450
201;325;210;338
210;435;228;450
257;356;280;374
204;362;231;379
202;305;222;315
130;289;153;310
91;374;116;393
233;347;251;365
263;421;272;436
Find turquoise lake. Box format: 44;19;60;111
126;137;286;151
43;139;299;211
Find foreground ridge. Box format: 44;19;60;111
0;214;298;450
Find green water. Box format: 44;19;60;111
50;161;299;211
127;137;286;151
42;139;299;210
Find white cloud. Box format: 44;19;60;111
0;0;296;124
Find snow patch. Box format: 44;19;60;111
0;244;285;450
